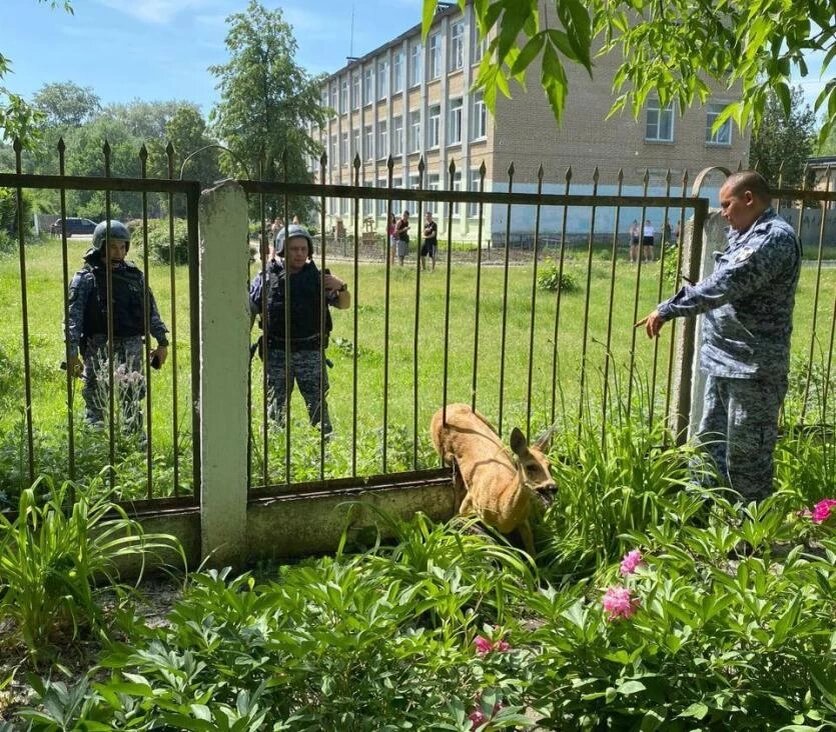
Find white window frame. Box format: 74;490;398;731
351;129;360;162
705;101;732;145
340;132;348;163
363;67;374;106
468;168;482;217
409;110;421;153
471;92;487;140
377;120;388;159
409;42;423;87
377;59;389;100
449;21;464;70
392;50;403;93
472;24;487;64
447;97;463;145
392;115;404;155
428;105;441;149
330;85;338;115
340;78;348;113
450;170;462;216
645;100;674;142
351;73;360;110
428;33;441;80
364;125;374;160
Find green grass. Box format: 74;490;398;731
1;235;834;496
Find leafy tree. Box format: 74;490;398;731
209;0;326;218
104;100;190;142
0;1;73;146
422;0;836;144
32;81;100;128
749;86;816;187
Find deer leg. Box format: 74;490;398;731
451;459;468;511
518;519;536;557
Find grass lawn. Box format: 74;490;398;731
1;236;834;497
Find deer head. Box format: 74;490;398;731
509;427;556;494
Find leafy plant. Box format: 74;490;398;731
135;217;189;265
536;261;579;293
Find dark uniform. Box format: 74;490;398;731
67;257;168;431
657;207;801;500
249;259;338;435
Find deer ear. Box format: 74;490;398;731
509;427;528;456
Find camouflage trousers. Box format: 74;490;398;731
264;347;332;435
81;334;146;433
696;374;788;502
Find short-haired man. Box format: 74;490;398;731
420;211;438;271
637;171;801;501
249;224;350;436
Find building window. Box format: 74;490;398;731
392;50;403;92
428;105;441;148
377;120;388;159
450;21;464;70
427;173;440;191
330;85;338;115
645;101;674;142
351;129;360;162
392;115;404;155
409;110;421;153
363;67;374;105
447;97;463;145
471;91;487;139
409;173;421;189
340;78;348;113
392;177;403;216
377;59;389;100
409;41;423;87
351;73;360;109
705;102;732;145
428;33;441;79
321;90;328;109
376;179;387;216
330;134;337;164
468;168;482;217
450;170;462;216
472;24;487;64
340;132;348;163
363;125;373;160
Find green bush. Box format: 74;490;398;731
137;218;189;265
537;261;579;292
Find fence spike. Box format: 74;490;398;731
320;150;328;167
507;161;514;177
565;166;572;182
57;137;65;155
665;168;671;184
449;159;456;176
592;166;599;183
681;169;689;188
139;144;148;163
353;152;361;170
643;167;649;185
479;160;486;177
737;159;743;172
617;168;623;184
537;163;544;182
13;138;22;154
418;156;425;173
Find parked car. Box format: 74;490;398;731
50;217;98;237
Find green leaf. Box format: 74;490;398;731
510;33;546;76
617;679;647;696
421;0;439;39
679;702;709;720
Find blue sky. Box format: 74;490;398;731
1;0;827;119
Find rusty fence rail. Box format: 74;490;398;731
0;140;201;511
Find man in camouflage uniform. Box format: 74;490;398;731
66;220;169;432
638;171;801;501
249;224;350;436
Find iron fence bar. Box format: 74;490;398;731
649;169;673;428
383;158;395;473
627;169;651;419
525;165;545;439
412;158;425;469
283;151;292;488
351;156;360;476
103;143;116;490
318;153;328;480
664;171;690;438
601;169;625;447
0;173;197;194
140;146;153;500
166;145;180;497
497;162;514;438
186;181;201;502
57;138;75;483
823;294;835;423
442;161;456;429
577;167;600;436
470;162;487;413
549;168;572;428
13;140;35;485
800;167;831;422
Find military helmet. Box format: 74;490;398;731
91;220;131;254
275;224;313;258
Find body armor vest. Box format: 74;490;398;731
82;263;146;338
264;260;332;349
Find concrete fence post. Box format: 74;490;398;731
198;180;250;568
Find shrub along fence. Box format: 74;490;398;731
1;141;834;567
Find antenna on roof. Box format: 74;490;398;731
349;4;355;58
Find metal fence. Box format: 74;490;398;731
0;139;201;511
1;144;834;511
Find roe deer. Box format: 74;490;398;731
430;403;555;555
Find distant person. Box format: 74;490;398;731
394;210;410;266
629;219;640;263
249;224;350;436
663;220;673;246
66;221;169;434
387;212;397;264
636;171;801;502
642;220;655;262
420;211;438;271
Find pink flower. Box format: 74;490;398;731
619;549;644;575
494;639;511;652
602;586;639;621
468;708;487;729
811;499;836;525
473;635;493;654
